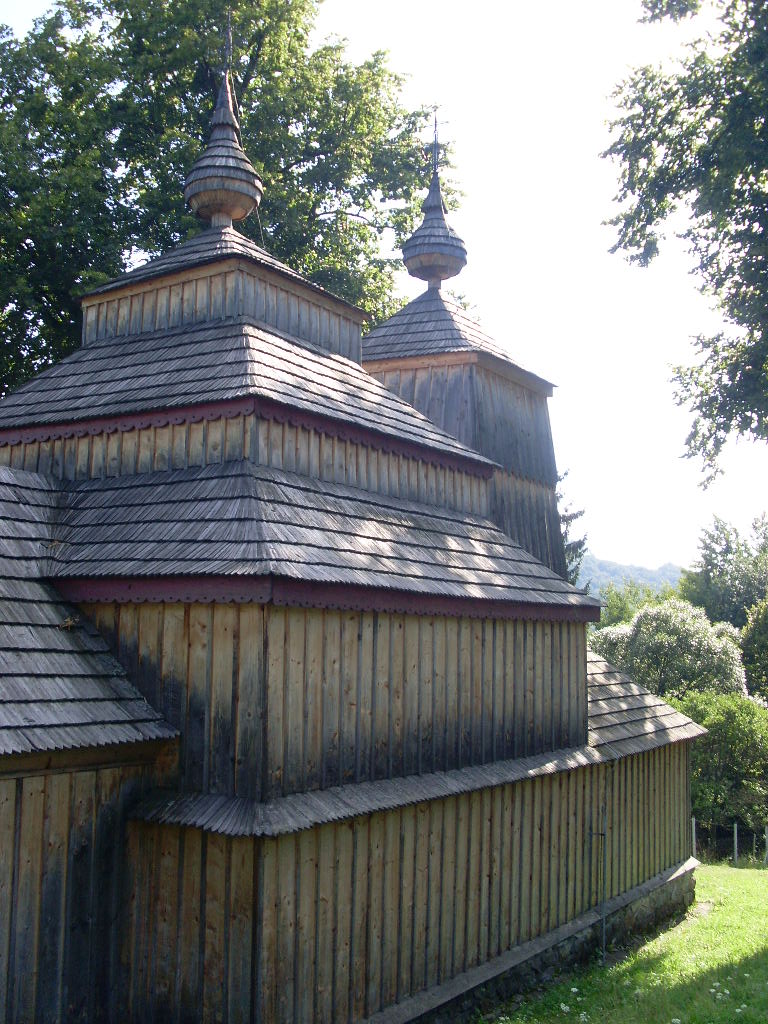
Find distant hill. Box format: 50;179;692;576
578;552;683;594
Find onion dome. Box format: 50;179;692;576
402;169;467;290
184;71;263;228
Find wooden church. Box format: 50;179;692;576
0;73;704;1023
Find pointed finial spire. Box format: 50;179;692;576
183;64;263;229
402;122;467;291
225;8;233;71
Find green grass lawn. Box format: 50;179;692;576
482;864;768;1024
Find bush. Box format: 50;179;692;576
588;598;746;698
669;692;768;832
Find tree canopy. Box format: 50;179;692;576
604;0;768;475
741;596;768;702
588;597;746;698
678;514;768;628
0;0;434;394
594;579;676;631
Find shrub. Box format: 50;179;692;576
588;598;746;698
670;691;768;832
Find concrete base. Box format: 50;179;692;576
366;857;698;1024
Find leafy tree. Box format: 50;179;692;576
679;515;768;628
741;596;768;701
589;598;746;698
670;691;768;832
0;0;434;394
594;579;676;631
604;0;768;475
556;471;587;587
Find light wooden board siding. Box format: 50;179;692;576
0;764;157;1024
80;263;363;362
126;740;692;1023
88;603;589;801
7;413;487;518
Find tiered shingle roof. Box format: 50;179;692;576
0;318;491;469
0;467;177;756
48;460;596;611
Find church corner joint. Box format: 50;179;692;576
0;66;704;1024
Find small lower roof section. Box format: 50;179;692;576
0;466;177;758
48;460;599;617
587;653;706;756
135;745;608;838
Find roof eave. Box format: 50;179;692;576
54;574;601;622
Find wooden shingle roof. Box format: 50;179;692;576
362;290;552;392
0;467;176;757
0;317;491;470
83;226;362;313
48;460;598;613
587;652;706;756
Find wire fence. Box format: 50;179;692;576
692;818;768;864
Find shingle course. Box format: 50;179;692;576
0;467;176;757
49;460;598;610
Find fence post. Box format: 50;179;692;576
691;817;696;857
733;821;738;865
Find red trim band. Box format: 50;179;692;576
55;574;600;623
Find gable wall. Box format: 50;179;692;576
81;259;363;362
0;411;489;517
84;601;589;802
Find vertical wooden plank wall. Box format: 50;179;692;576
490;470;566;578
0;414;488;519
126;741;692;1024
80;263;364;363
366;361;566;575
85;603;589;801
0;763;155;1024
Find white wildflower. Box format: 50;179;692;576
713;982;720;988
560;1004;570;1014
734;1009;742;1015
671;1019;682;1024
724;989;730;995
571;987;579;993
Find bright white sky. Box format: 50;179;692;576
2;0;766;569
